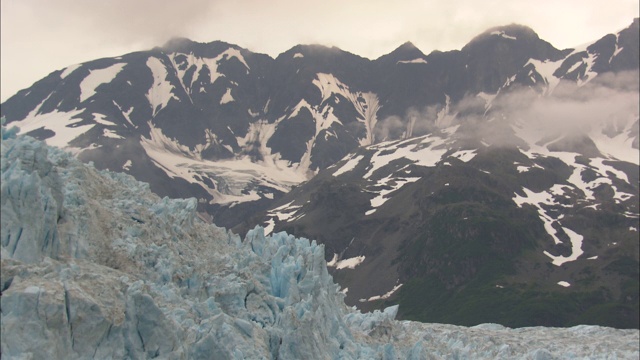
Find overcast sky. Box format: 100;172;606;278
1;0;638;102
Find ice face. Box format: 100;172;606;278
1;126;639;359
1;131;64;262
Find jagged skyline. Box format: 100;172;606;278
1;0;638;102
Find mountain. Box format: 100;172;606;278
1;126;639;358
2;19;638;328
235;20;640;327
0;38;383;228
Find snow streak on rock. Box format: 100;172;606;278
140;121;307;205
311;73;381;146
11;109;88;149
79;63;126;102
146;57;179;116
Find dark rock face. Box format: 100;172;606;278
2;19;638;328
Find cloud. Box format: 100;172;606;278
453;70;640;150
370;70;639;154
505;71;638;131
374;105;445;142
28;0;215;46
375;115;405;141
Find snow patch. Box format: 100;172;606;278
146;57;179;116
396;58;427;64
450;149;477;162
60;63;82;79
327;255;366;270
263;201;304;228
92;113;117;126
543;228;584;266
526;58;564;95
364;133;449;179
11;109;89;149
112;101;136;128
79;63;126;102
514;187;585;266
103;129;124;139
367;175;421;212
333;155;364;177
359;284;403;302
516;163;544;173
263;218;275;236
220;88;234;104
490;30;517;40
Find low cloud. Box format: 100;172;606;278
375;115;404;141
498;70;639;133
372;70;639;151
453;70;640;151
24;0;216;46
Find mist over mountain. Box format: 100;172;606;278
1;18;638;330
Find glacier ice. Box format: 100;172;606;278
1;125;639;359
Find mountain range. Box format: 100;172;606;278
2;18;638;328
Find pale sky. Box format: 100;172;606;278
1;0;638;102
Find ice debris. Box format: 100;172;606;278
1;127;639;359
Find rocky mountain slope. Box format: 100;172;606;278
2;20;636;226
237;21;640;327
2;19;638;328
2;126;639;359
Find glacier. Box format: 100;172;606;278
1;123;639;359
